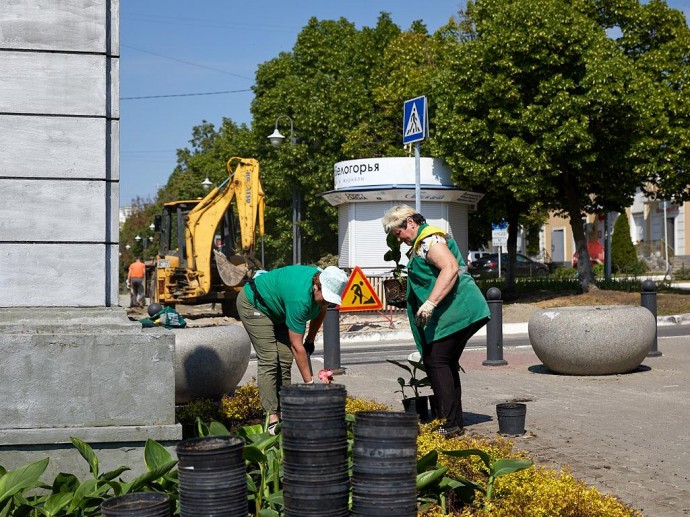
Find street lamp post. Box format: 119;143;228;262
268;115;301;264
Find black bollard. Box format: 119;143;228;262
483;287;508;366
323;303;345;374
641;279;662;357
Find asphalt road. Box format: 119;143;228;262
257;323;690;366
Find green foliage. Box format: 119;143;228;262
440;449;532;503
175;399;220;427
430;0;690;291
549;266;578;280
220;381;265;429
1;391;643;516
384;232;407;281
611;213;646;274
414;438;532;513
345;396;392;414
387;357;431;398
316;253;339;268
673;263;690;280
0;439;177;516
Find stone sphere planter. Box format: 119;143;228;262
171;325;251;404
528;305;655;375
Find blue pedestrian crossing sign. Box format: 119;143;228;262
403;96;427;144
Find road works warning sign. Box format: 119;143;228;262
339;266;383;312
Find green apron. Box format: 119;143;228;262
406;224;490;352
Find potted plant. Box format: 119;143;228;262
386;355;437;422
383;233;408;308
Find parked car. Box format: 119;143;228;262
468;253;550;278
467;250;491;266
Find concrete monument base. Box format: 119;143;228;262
0;307;181;478
528;305;655;375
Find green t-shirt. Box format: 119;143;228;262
243;265;322;334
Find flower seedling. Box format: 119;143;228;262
318;369;334;384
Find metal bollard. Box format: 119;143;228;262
641;279;662;357
483;287;508;366
323;303;345;374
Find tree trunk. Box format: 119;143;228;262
563;174;594;292
504;211;521;290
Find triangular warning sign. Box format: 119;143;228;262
404;103;422;137
339;266;383;312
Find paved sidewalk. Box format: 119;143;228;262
340;342;690;516
241;318;690;516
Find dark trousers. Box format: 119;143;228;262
422;317;489;428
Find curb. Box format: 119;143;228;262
325;314;690;345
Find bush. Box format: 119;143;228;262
550;266;578;280
611;214;646;275
220;380;265;429
175;398;220;427
345;396;392;414
416;421;642;516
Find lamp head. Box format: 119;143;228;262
201;177;213;190
268;128;285;147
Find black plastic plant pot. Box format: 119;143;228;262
101;492;171;517
496;402;527;436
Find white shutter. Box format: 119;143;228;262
338;206;351;267
350;202;395;270
448;203;469;257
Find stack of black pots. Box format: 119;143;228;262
175;436;247;516
280;383;349;517
351;411;418;516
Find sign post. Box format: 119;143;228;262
403;96;427;213
491;221;509;278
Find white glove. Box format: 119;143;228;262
126;279;131;290
415;300;437;327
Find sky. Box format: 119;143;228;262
119;0;690;207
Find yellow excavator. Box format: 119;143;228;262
150;157;265;317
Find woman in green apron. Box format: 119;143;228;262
382;205;490;437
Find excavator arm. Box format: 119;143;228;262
183;157;265;295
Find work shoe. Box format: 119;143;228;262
438;424;465;439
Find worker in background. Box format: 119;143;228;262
127;257;146;308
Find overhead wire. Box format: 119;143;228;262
121;89;252;100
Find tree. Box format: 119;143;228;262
611;212;643;274
430;0;688;291
251;14;415;266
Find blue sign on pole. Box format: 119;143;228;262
403;96;427;144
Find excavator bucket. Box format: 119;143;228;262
214;249;249;287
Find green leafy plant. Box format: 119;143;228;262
384;232;405;281
416;449;481;513
440;448;533;503
0;457;50;516
414;446;533;513
387;357;431;398
0;438;177;517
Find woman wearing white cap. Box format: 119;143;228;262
236;265;349;434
